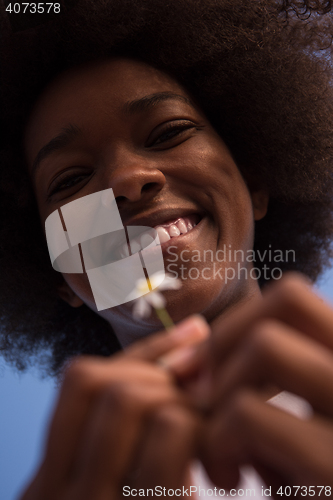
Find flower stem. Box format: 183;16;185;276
155;307;174;330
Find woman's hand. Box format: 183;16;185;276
199;273;333;496
19;315;209;500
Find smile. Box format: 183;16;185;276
154;214;200;243
117;213;203;258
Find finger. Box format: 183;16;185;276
41;357;172;494
210;273;333;368
126;314;210;362
202;390;333;489
131;405;201;494
157;340;209;376
69;382;187;499
41;317;208;494
211;319;333;417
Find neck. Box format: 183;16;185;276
201;271;263;327
105;308;166;348
105;276;263;349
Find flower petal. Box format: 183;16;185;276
157;274;182;291
149;271;166;289
146;291;166;309
132;297;152;318
135;277;150;295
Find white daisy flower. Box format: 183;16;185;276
132;272;181;324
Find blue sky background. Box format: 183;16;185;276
1;270;333;500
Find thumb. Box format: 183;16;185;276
125;314;210;362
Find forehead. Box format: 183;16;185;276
24;58;188;163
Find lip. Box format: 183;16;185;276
122;207;204;229
127;214;206;266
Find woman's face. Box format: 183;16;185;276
24;58;267;345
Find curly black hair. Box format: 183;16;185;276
1;0;333;376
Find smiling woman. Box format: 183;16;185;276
2;0;333;498
2;0;333;373
24;57;267;347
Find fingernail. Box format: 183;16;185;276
158;345;197;371
169;315;210;344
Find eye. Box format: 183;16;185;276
148;120;198;147
48;168;92;197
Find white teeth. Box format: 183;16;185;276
153;215;199;244
177;219;188;234
130;238;142;254
156;226;171;243
140;232;155;248
169;224;180;237
119;232;156;258
119;242;130;259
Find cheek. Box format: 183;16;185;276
207;160;255;247
62;273;98;310
230;186;255;241
222;188;255;256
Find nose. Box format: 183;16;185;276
110;162;166;205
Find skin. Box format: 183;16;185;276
19;315;210;500
24;57;268;347
200;274;333;496
21;58;333;498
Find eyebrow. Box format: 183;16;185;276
31;92;195;179
31;123;81;179
122;92;194;114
